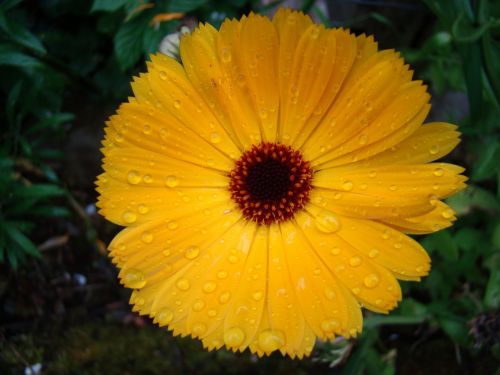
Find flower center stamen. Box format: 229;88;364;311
229;142;313;225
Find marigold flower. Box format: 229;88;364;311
96;8;467;358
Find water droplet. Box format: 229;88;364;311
352;287;361;295
217;270;228;279
159;71;168;80
127;170;141;185
315;212;341;233
209;132;222;144
324;287;336;300
176;278;190;291
442;208;454;219
184;246;200;260
382;229;390;239
369;170;376;178
228;255;238;264
309;26;320;39
156;308;173;325
123;269;146;289
122;211;137;224
349;256;361;267
203;281;216;293
394;242;402;249
321;319;339;333
368;248;379;258
219;291;231;304
330;246;341;255
192;299;205;312
165;175;178;188
258;330;285;352
142;125;152;135
364;273;380;288
252;291;263;301
359;134;368;145
342;181;354;191
207;309;217;317
167;221;178;230
173;99;181;109
143;174;153;183
137;204;149;214
141;231;153;243
220;47;232;63
389;185;398;191
224;327;245;347
429;144;439;155
162;248;171;257
434;167;444;177
416;265;425;273
192;323;207;336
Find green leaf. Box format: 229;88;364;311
168;0;209;12
91;0;128;12
114;15;147;70
447;185;500;214
363;314;428;329
0;12;46;54
0;0;22;12
484;268;500;309
13;183;66;200
431;230;459;261
0;43;44;70
472;141;500;181
30;206;71;217
437;315;468;344
6;80;23;127
4;222;41;258
482;32;500;109
454;227;482;251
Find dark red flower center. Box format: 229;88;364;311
229;142;313;225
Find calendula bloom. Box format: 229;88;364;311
96;8;466;358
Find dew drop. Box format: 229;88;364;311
382;229;390;239
142;125;152;135
219;291;231;304
349;256;362;267
123;269;146;289
330;247;341;255
220;47;232;63
429;144;439;155
217;270;228;279
369;170;377;178
258;330;285;352
368;248;379;258
173;99;181;109
207;309;217;317
156;308;173;325
127;170;141;185
434;167;444;177
192;323;207;336
309;26;320;39
122;211;137;224
228;255;238;264
224;327;245;347
203;281;216;293
184;245;200;260
165;175;179;188
324;287;336;300
143;174;153;183
363;273;380;288
167;221;178;230
137;204;149;214
442;208;454;219
315;212;341;233
209;132;222;144
252;291;263;301
321;319;339;333
192;299;205;312
352;287;361;295
159;71;168;80
342;181;354;191
358;134;368;145
176;278;190;291
141;231;153;244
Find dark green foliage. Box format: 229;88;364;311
0;0;499;374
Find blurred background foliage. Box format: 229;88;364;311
0;0;499;374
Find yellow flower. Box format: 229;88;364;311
96;8;466;358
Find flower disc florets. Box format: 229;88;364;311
229;142;313;225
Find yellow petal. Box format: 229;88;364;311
382;200;456;234
334;216;432;280
280;216;363;340
313;163;467;219
133;53;242;158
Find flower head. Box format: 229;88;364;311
96;8;466;358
